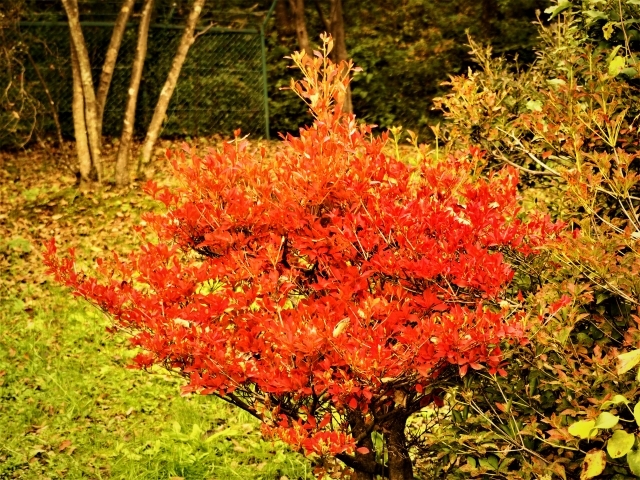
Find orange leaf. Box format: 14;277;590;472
58;440;72;452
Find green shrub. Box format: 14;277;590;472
411;1;640;478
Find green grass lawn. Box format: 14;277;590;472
0;149;311;479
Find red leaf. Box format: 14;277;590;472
550;295;572;315
319;414;332;429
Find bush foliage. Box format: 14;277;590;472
45;36;564;478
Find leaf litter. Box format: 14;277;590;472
0;139;308;479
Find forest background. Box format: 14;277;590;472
1;0;547;149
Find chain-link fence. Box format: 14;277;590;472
12;7;272;142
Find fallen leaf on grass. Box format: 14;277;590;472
581;449;606;479
29;445;47;459
58;439;72;452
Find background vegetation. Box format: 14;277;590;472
1;0;549;149
416;0;640;477
267;0;548;135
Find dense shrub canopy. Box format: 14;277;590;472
45;38;562;477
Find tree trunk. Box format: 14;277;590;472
62;0;102;182
287;0;310;55
115;0;154;187
385;419;414;480
349;450;375;480
70;42;92;184
96;0;135;137
329;0;352;113
275;0;295;38
350;469;374;480
313;0;331;33
139;0;206;168
344;410;378;480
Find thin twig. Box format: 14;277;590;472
493;150;556;176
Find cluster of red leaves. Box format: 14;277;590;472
44;48;562;457
261;414;360;456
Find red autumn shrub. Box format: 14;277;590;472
45;36;562;478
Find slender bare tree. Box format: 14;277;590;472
70;43;92;183
139;0;207;168
62;0;212;184
287;0;311;55
115;0;154;186
96;0;136;138
62;0;103;182
62;0;134;183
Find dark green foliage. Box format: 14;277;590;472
268;0;548;136
3;0;549;144
265;36;310;135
